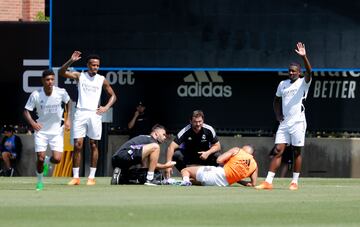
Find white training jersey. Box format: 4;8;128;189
276;77;311;124
77;72;105;111
25;87;70;135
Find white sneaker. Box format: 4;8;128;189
180;181;192;186
163;178;175;184
144;179;162;186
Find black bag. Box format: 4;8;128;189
118;167;164;184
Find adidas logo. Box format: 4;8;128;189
177;71;232;97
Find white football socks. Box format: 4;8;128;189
183;176;190;182
88;167;97;179
265;171;276;184
72;167;80;178
292;172;300;184
146;172;154;181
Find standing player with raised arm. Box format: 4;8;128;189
256;42;312;190
59;51;117;186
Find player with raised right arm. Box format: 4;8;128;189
59;51;117;186
256;42;312;190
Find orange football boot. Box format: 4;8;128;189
86;178;96;186
68;178;80;185
255;181;273;190
289;182;298;191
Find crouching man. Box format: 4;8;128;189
111;124;175;186
180;145;258;187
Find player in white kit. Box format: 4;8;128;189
59;51;117;186
256;42;312;191
24;69;72;191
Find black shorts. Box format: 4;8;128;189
112;147;143;171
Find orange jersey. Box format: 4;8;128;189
223;149;257;185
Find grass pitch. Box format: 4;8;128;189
0;177;360;227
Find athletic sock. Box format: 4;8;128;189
88;167;97;179
292;172;300;184
36;171;44;183
265;171;276;184
183;176;190;182
146;172;154;181
72;167;80;178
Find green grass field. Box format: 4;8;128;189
1;177;360;227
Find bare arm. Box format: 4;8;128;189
165;141;179;178
238;168;258;187
128;111;140;129
199;141;221;160
23;109;42;132
166;141;179;162
273;96;283;122
295;42;312;83
97;79;117;114
249;167;258;186
207;141;221;155
216;147;239;165
64;100;72;131
156;161;176;169
58;51;82;80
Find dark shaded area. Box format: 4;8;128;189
52;0;360;68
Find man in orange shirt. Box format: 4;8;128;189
180;145;258;187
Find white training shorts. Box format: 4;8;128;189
196;166;229;187
34;129;64;152
73;108;102;140
275;120;307;147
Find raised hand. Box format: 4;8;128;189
71;51;82;62
295;42;306;57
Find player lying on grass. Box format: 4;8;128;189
180;145;258;186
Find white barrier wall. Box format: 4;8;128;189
11;135;360;178
106;135;360;178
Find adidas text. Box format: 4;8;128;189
177;82;232;97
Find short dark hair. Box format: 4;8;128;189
289;62;301;72
151;124;166;133
42;69;55;78
191;110;204;120
2;125;14;133
86;54;101;63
